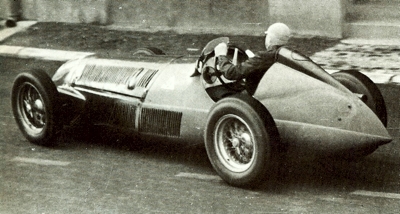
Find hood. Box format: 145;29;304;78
52;56;197;98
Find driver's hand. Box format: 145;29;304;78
214;43;228;56
245;49;255;58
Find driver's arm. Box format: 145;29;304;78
217;51;276;80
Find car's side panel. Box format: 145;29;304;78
76;90;142;129
142;63;215;144
275;119;391;157
58;58;215;144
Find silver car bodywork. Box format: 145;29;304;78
51;44;391;157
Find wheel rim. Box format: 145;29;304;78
214;114;255;173
17;82;47;135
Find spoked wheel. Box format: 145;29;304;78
205;94;282;188
214;114;257;173
331;70;387;127
132;47;165;56
12;69;61;146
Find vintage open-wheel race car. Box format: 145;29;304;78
11;37;392;188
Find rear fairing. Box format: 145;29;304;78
254;63;391;154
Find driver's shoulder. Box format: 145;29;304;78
257;46;281;56
252;49;277;61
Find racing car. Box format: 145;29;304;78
11;37;392;188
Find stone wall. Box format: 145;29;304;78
108;0;269;35
21;0;109;24
268;0;345;38
9;0;346;38
0;0;15;19
19;0;270;36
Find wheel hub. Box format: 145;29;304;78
215;114;255;172
20;83;46;129
34;99;44;111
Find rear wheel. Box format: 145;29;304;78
205;95;282;188
11;69;61;146
332;70;387;127
132;47;165;56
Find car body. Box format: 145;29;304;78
12;37;392;187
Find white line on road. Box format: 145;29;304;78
176;173;400;200
350;190;400;200
175;172;222;181
11;157;70;166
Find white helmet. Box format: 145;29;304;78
265;23;291;49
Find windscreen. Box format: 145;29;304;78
201;37;229;56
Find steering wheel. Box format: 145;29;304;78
202;44;248;91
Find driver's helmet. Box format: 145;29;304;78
265;23;291;49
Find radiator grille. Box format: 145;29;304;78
76;63;158;90
139;108;182;137
108;102;136;128
137;69;158;88
80;64;143;85
87;97;136;128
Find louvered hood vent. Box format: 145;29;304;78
87;97;136;128
75;63;158;97
139;108;182;137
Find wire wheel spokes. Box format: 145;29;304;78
19;83;46;129
215;114;255;172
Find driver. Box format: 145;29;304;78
214;23;291;93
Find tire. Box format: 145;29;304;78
11;69;61;146
332;70;387;127
205;94;282;188
132;47;165;56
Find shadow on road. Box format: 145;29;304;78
56;125;212;170
46;124;400;193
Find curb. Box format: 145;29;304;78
0;21;37;42
0;45;95;61
1;20;94;61
341;38;400;46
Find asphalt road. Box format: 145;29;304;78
1;57;400;213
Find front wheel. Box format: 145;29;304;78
11;69;61;146
205;95;281;188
